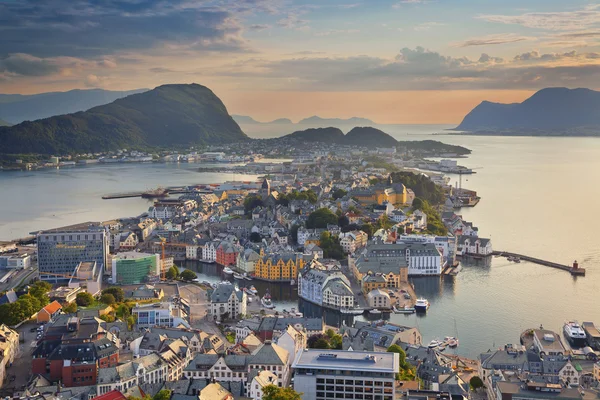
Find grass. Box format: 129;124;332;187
225;332;235;344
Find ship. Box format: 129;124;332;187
564;321;587;348
261;291;275;309
141;187;168;199
415;298;430;313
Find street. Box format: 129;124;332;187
1;321;40;395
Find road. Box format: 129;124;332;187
1;321;40;395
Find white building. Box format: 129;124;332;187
237;249;260;273
298;262;355;310
0;253;31;269
132;301;189;328
148;206;176;220
209;283;247;321
340;236;357;254
293;349;399;400
186;244;200;260
202;241;218;262
354;242;443;276
457;236;492;257
248;370;278;400
367;288;391;308
274;324;307;368
96;353;168;395
412;209;428;230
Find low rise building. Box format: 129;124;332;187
96;353;168;396
132;302;189;329
48;286;82;304
248;370;278;400
457;235;492;257
367;288;391;309
209;284;247;322
68;261;102;296
293;349;399;400
298;262;354;310
0;253;31;269
37;300;62;323
253;252;307;282
237;249;260;273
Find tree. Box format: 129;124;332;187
29;281;51;307
331;188;347;200
250;232;262;243
180;269;197;282
100;293;116;305
387;344;415;380
102;287;125;303
166;265;179;280
361;223;375;238
99;314;115;322
262;385;303;400
244;194;264;213
63;302;77;314
76;292;94;307
126;315;136;330
470;376;484;391
153;389;172;400
337;215;349;228
306;208;338;229
319;232;344;260
375;214;393;231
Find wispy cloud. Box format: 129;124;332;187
477;5;600;31
314;29;360;37
248;24;271;31
454;33;535;47
414;22;445;31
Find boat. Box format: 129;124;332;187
393;305;416;314
261;290;275;309
219;280;232;285
369;309;382;315
200;259;216;264
340;307;365;315
290;279;296;285
223;267;234;275
248;286;258;295
191;278;199;283
415;298;430;313
564;321;587;348
233;273;244;280
243;273;253;281
428;340;442;348
445;336;459;348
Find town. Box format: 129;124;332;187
0;140;596;400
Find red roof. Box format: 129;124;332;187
93;390;127;400
42;300;62;315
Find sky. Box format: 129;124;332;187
1;0;600;123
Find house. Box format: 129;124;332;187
412;209;428;230
0;324;19;386
200;382;234;400
298;261;354;310
248;370;277;400
339;230;368;254
37;300;62;323
209;284;247;322
304;243;323;259
345;211;361;224
274;325;306;368
117;232;139;251
202;241;218;262
457;236;493;257
96;353;168;396
237;249;260;274
391;209;407;223
216;241;241;266
132;302;189;329
367;288;391;309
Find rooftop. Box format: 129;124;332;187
292;349;398;373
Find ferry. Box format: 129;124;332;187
564;321;587;348
393;305;416;314
369;309;382;315
415;298;430;313
340;307;365;315
428;339;442;348
261;290;275;309
223;267;234;275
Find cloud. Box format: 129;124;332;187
149;67;175;74
478;53;504;64
455;33;535;47
414;22;445;31
314;29;360;36
393;0;428;7
0;53;62;76
248;24;271;31
276;12;309;29
513;50;600;62
477;5;600;31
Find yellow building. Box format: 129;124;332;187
349;255;408;292
253;252;307;282
351;176;407;206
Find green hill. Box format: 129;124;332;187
0;84;247;154
344;126;397;147
286;127;345;143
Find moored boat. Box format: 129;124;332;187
223;267;234;275
445;336;459;348
248;285;258;295
233;272;244;280
564;321;587;348
261;290;275;309
415;298;430;313
393;305;416;314
369;309;382;315
428;339;442;348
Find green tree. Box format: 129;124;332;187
76;292;94;307
361;223;375;238
319;232;344;260
99;314;115;322
166;265;179;280
102;287;125;303
63;302;77;314
250;232;262;243
470;376;484;390
29;281;52;306
100;293;116;305
387;344;415;380
126;315;136;330
244;194;264;213
375;214;393;231
331;188;348;200
290;224;300;243
262;385;303;400
306;208;338;229
338;215;349;228
330;334;343;350
180;269;197;282
153;389;172;400
325;328;335;339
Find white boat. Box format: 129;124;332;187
248;286;258;295
223;267;234;275
233;272;244;279
428;340;442;348
220;280;232;285
341;307;365;315
261;290;275;309
369;309;382;315
244;273;253;281
564;321;587;348
415;298;430;313
290;279;296;285
393;305;416;314
445;336;459;348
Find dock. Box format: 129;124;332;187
493;251;585;276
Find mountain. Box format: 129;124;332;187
0;88;148;124
344;127;397;147
299;116;375;125
0;119;11;127
283;126;396;147
286;127;345;144
271;118;293;124
0;84;247;154
456;87;600;133
232;115;293;124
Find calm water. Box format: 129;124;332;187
2;125;600;357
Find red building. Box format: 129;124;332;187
32;315;119;387
216;242;240;266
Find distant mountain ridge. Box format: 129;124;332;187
232;114;375;126
0;84;247;154
0;119;11;127
0;88;148;124
456;87;600;134
283;126;396;147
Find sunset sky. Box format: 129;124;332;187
2;0;600;123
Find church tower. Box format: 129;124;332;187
260;177;271;200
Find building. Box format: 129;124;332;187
68;261;102;296
495;381;583;400
532;329;565;357
0;253;31;269
350;176;408;206
132;302;189;328
202;241;218;262
32;316;120;387
111;252;160;285
96;353;168;396
367;288;391;309
209;284;247;322
37;222;109;283
216;241;241;266
298;262;354;310
48;286;82;304
200;382;234;400
257;316;324;341
37;300;63;323
248;370;278;400
0;324;19;386
237;249;260;273
457;236;492;257
339;230;368;254
274;324;306;368
292;349;399;400
397;234;457;266
253;252;307;282
341;321;422;350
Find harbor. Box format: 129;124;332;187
493;251;586;276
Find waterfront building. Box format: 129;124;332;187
36;222;109;283
253;252;306;281
186;244;200;260
457;235;493;257
292;349;399;400
397;234;457;266
202;241;218;262
111;252;160;285
209;283;247;322
216;241;242;266
237;248;260;273
532;329;565;357
0;253;31;269
342;321;422;350
298;261;354;309
367;288;391;309
132;302;189;328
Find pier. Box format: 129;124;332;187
492;251;585;276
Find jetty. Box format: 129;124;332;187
493;251;585;276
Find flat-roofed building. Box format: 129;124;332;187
532;329;565;357
36;222;109;283
292;349;399;400
111;252;160;285
69;261;102;295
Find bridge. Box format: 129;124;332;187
492;251;585;276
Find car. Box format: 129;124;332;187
29;328;37;333
400;289;407;293
403;293;411;299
